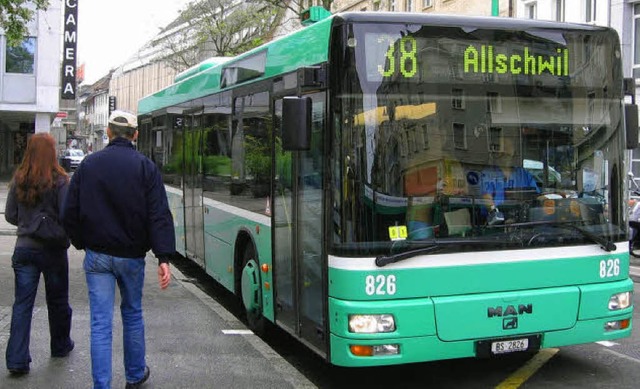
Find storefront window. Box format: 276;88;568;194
6;37;36;74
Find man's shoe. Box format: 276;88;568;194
52;340;75;358
8;368;29;376
125;366;150;388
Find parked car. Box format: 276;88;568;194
60;148;85;171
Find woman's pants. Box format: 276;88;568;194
5;246;73;371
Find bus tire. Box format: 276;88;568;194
240;244;266;335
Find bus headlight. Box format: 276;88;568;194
348;314;396;333
608;292;632;310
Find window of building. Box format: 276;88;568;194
587;91;596;124
526;2;537;19
390;0;397;11
406;128;417;153
400;131;408;157
406;0;413;12
634;4;640;79
420;124;429;150
585;0;596;23
6;37;36;74
556;0;565;22
452;88;465;110
453;123;467;149
488;127;503;152
422;0;433;8
487;92;502;113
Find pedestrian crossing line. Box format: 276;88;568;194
596;340;619;347
494;348;559;389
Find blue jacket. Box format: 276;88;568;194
62;137;175;263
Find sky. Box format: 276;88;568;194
77;0;187;85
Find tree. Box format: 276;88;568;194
157;0;282;72
262;0;333;15
261;0;334;30
0;0;49;47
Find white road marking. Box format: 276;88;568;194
602;347;640;364
222;329;254;335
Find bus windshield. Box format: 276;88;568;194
330;21;626;256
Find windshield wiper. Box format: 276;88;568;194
555;222;616;251
500;220;616;252
374;237;510;267
374;221;617;268
375;245;442;267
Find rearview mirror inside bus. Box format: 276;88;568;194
282;96;311;151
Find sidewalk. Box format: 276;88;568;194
0;184;315;388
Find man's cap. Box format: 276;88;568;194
108;110;138;129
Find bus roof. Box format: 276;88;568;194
173;57;233;83
138;15;335;116
337;11;614;31
138;11;616;116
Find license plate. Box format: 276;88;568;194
490;338;529;354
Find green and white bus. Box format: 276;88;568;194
137;10;636;367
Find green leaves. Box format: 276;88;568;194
0;0;49;47
161;0;282;71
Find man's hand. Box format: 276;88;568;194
158;263;171;289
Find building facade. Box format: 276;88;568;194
332;0;515;16
77;0;282;145
108;36;180;116
515;0;640;190
76;72;112;153
0;1;65;176
515;1;617;61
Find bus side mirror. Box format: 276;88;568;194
625;103;639;149
624;78;639;150
282;96;311;151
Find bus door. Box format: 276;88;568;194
273;92;326;354
184;108;205;267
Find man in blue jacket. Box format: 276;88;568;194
62;110;174;389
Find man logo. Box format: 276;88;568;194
503;317;518;330
487;304;533;317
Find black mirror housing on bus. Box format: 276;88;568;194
626;103;639;149
282;96;311;151
624;78;639;149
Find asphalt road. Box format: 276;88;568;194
173;256;640;389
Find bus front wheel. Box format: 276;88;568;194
240;245;266;334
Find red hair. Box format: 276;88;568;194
11;133;68;206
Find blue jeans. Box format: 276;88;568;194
84;249;146;389
5;247;73;371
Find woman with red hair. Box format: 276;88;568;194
4;133;74;375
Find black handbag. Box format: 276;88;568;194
27;212;70;248
20;183;70;249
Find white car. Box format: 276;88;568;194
60;149;85;171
